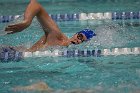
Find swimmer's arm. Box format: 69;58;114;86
5;0;42;34
26;35;47;52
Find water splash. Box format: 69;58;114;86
88;23;129;48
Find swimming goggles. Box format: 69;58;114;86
77;33;85;42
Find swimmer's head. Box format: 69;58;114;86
70;29;96;44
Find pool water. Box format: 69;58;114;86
0;0;140;93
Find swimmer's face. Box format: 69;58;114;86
70;33;87;44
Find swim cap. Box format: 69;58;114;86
77;29;96;40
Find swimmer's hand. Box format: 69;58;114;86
5;20;30;34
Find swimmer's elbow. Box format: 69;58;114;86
23;20;32;27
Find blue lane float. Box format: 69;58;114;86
50;13;79;21
0;15;15;23
132;12;140;19
0;11;139;23
61;49;101;57
0;47;23;62
0;47;140;62
112;11;140;20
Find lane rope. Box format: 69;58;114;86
0;47;140;62
0;11;140;23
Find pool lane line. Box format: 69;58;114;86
0;47;140;62
0;11;140;23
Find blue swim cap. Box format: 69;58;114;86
77;29;96;40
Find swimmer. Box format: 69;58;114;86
5;0;96;52
12;82;53;92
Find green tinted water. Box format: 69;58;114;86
0;1;140;93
